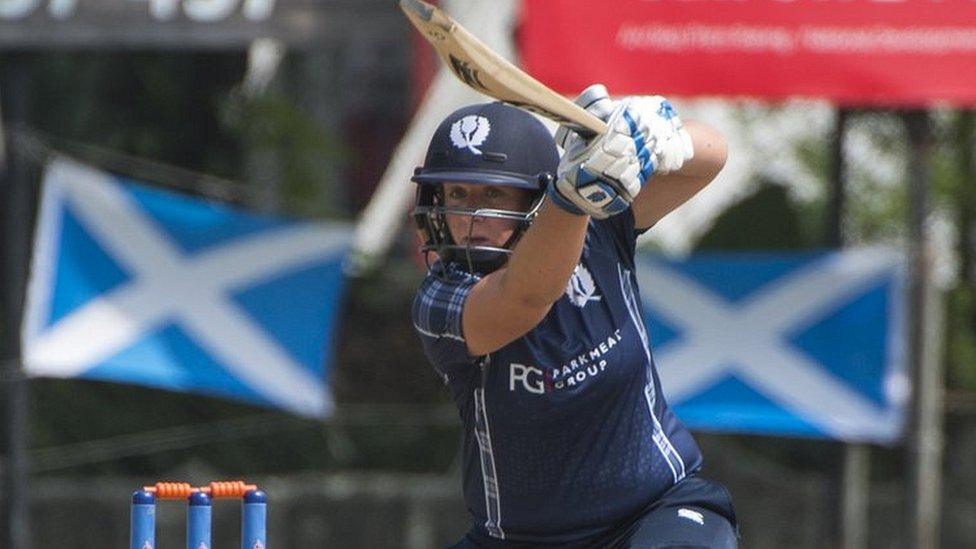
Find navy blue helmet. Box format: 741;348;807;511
412;102;559;273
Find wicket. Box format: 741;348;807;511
130;480;267;549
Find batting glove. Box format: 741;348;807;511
548;119;642;219
548;85;695;219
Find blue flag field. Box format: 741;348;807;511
21;157;351;417
637;250;908;443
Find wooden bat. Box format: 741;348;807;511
398;0;608;137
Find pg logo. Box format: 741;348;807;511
509;363;545;394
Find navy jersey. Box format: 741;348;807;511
411;211;703;545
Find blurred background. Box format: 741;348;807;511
1;0;974;547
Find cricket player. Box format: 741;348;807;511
411;86;737;548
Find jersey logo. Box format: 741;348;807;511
450;115;491;155
565;263;601;307
678;508;705;525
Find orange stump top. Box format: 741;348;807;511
143;480;258;500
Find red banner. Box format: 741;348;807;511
519;0;976;106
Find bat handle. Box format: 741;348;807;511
557;84;613;146
574;84;614;123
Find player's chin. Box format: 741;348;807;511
460;235;508;249
462;236;492;247
483;231;514;248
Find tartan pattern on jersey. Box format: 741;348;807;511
412;263;481;343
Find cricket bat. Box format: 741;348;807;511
398;0;608;137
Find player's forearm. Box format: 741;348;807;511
497;201;589;309
631;121;727;228
669;121;727;181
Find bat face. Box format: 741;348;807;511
399;0;607;137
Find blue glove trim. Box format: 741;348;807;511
603;195;630;216
623;110;646;152
581;180;616;205
640;157;655;182
658;99;678;120
546;180;587;216
623;110;655;185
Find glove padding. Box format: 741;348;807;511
548;87;694;219
549;117;641;219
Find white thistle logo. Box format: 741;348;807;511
565;263;601;307
450;115;491;155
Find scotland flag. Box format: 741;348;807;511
637;250;908;443
22;157;351;417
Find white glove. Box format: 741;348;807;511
548;116;642;219
548;85;695;219
625;95;695;174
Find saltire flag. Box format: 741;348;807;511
21;157;351;418
637;249;908;443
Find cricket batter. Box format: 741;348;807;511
411;85;737;547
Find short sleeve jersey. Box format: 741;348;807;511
411;211;703;545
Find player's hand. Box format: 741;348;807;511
548;120;643;219
621;94;695;175
559;85;694;176
548;87;696;218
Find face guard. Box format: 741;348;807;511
412;175;551;274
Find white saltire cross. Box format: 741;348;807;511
23;158;349;417
637;249;908;442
